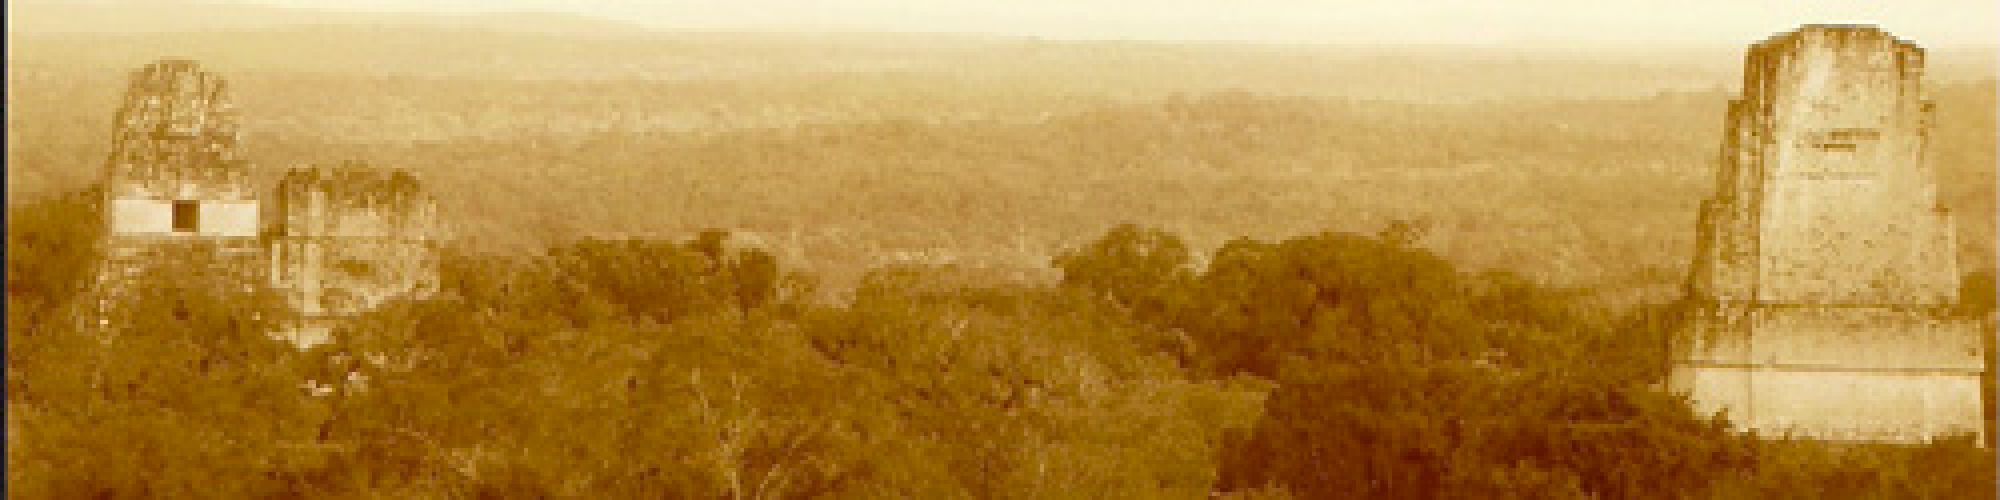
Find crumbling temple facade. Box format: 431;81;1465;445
92;60;265;324
1670;25;1987;443
89;59;441;347
270;164;443;345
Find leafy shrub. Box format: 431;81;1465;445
1218;363;1752;499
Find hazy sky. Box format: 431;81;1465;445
251;0;1998;47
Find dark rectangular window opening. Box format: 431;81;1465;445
1824;128;1881;141
1808;128;1877;153
171;200;199;232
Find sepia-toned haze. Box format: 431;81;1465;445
9;0;1995;298
252;0;2000;47
7;0;1998;498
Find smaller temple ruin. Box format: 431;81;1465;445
270;163;444;346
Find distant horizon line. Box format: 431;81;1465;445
11;0;1999;52
12;25;2000;54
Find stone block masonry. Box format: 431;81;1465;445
89;60;265;330
270;163;443;321
1672;25;1987;444
84;59;444;349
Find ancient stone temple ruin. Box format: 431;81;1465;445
1670;25;1987;443
92;60;265;323
88;59;441;347
270;163;443;345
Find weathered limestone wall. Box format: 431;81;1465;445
1747;28;1958;304
1676;368;1985;442
1687;307;1983;368
100;59;260;246
85;60;447;349
269;164;441;321
108;199;258;237
104;60;255;208
1673;25;1987;444
1676;306;1986;440
90;60;264;328
1692;27;1959;306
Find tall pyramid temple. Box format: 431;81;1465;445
87;59;442;347
1670;25;1987;443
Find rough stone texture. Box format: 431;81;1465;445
103;60;253;203
1672;25;1986;444
269;163;442;344
84;60;445;349
90;60;265;328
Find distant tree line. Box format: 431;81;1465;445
6;192;1994;498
